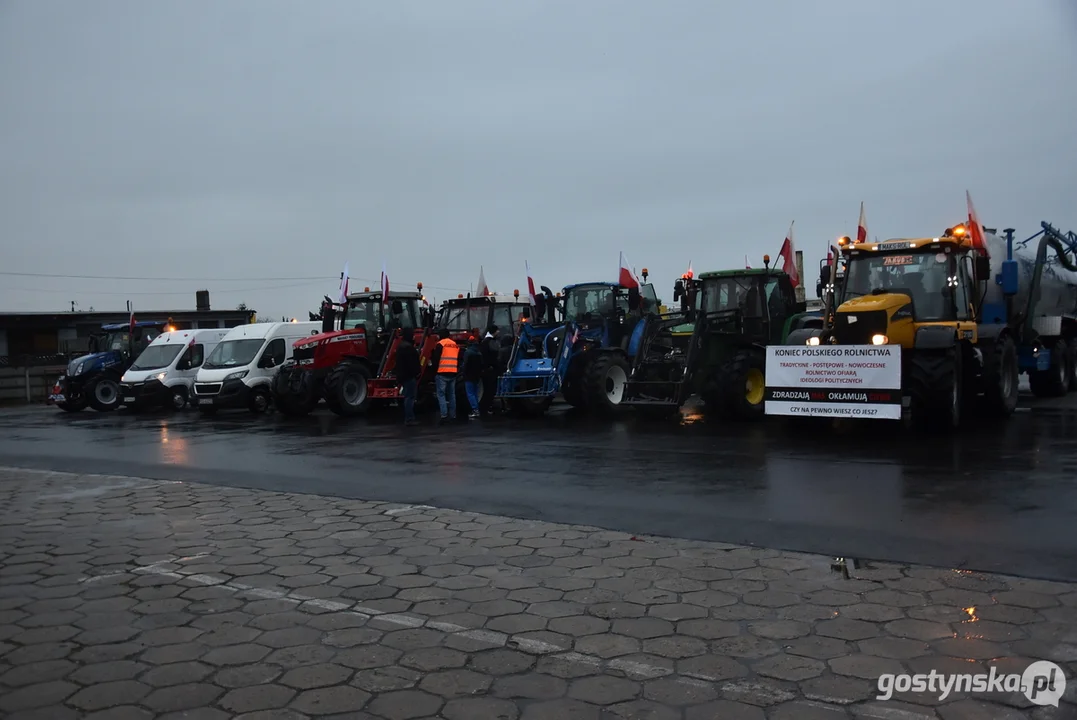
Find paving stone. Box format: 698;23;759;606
753;653;827;681
770;699;850;719
567;675;640;704
677;618;740;639
279;663;353;689
419;668;493;698
685;700;766;719
816;618;880;641
0;680;79;712
1;659;77;685
219;684;297;713
610;618;675;639
470;649;537;675
140;661;214;687
442;697;520;720
604;699;681;719
828;653;906;680
290;686;372;715
365;689;444;719
643;676;717;705
711;634;782;659
68;681;151;711
799;675;876;705
213;663;284;688
519;698;604;719
142;682;224;713
353;665;422;692
641;635;708;659
859;636;932;659
399;647;467;671
575;633;640;658
677;654;749;681
886;619;957;642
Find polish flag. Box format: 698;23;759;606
525;260;537;305
745;255;751;269
380;261;389;304
777;222;800;288
857;202;868;243
966;190;988;256
618;251;640;288
827;250;834;266
127;300;135;336
684;261;693;279
477;266;490;296
337;262;350;304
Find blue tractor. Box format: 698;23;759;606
48;321;167;412
495;278;662;416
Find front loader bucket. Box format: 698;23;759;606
495;322;575;399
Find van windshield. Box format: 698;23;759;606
203;339;265;369
130;344;185;371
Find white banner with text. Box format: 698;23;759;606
765;345;902;419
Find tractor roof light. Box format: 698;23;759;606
837;236;851;247
364;286;370;292
417;282;423;290
513;289;519;298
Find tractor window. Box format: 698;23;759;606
954;256;973;321
385;300;418;330
492;306;516;333
843;251;953;321
701;277;754;314
639;284;659;313
564;286;628;322
440;306;480;331
342;300;379;333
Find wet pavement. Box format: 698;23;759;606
0;389;1075;582
0;466;1075;720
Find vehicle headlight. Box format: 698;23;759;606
121;373;130;383
871;334;888;345
155;372;167;381
807;336;821;346
225;370;248;382
73;362;85;376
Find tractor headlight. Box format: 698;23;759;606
871;334;888;345
73;362;85;376
807;336;821;346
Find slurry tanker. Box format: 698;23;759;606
781;220;1077;430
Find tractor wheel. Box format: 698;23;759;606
1029;338;1069;398
57;399;87;413
248;385;272;414
584;354;630;416
87;373;122;412
273;367;319;417
509;397;552;416
908;348;962;431
979;334;1018;417
325;363;371;417
168;385;188;411
717;349;767;421
1067;337;1077;392
561;379;587;408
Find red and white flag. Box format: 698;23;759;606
745;254;751;269
684;261;693;279
525;260;537;305
618;251;640;288
966;190;988;255
777;222;800;288
477;266;490;296
127;300;135;336
337;262;350;304
827;250;834;266
380;261;389;304
857;202;868;243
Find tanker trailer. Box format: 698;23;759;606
980;222;1077;397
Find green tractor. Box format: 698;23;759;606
621;259;824;419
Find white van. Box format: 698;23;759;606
192;321;321;414
119;328;231;410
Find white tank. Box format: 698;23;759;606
981;230;1077;322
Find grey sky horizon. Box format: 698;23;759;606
2;0;1075;320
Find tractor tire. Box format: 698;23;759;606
273;366;319;417
57;399;87;413
87;373;122;412
248;385;272;414
584;353;630;416
168;385;188;411
325;363;371;417
1029;338;1069;398
908;348;962;431
561;378;587;408
1067;337;1077;393
978;334;1018;417
717;349;767;421
509;397;553;417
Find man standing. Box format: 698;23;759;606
480;325;500;416
462;336;484;419
429;328;459;422
395;334;421;426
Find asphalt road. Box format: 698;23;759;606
1;390;1076;582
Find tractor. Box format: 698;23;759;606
48;321;167;412
620;258;821;419
785;221;1077;430
495;276;662;417
272;285;429;417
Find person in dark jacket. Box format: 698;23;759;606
479;325;501;415
462;336;484;419
395;334;422;425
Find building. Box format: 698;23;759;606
0;290;256;365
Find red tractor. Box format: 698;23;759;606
366;291;533;411
272;285;429;416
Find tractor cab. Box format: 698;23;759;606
436;292;531;341
691;266;803;346
829;226;984;347
560;281;659;349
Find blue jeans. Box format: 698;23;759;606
465;380;481;412
401;378;417;422
436;374;456;418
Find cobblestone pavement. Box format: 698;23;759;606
0;468;1075;720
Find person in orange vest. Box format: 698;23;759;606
429;328;459;422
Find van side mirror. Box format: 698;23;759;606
974;256;990;283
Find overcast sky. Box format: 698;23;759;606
2;0;1075;320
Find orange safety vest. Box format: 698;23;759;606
437;338;459;374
